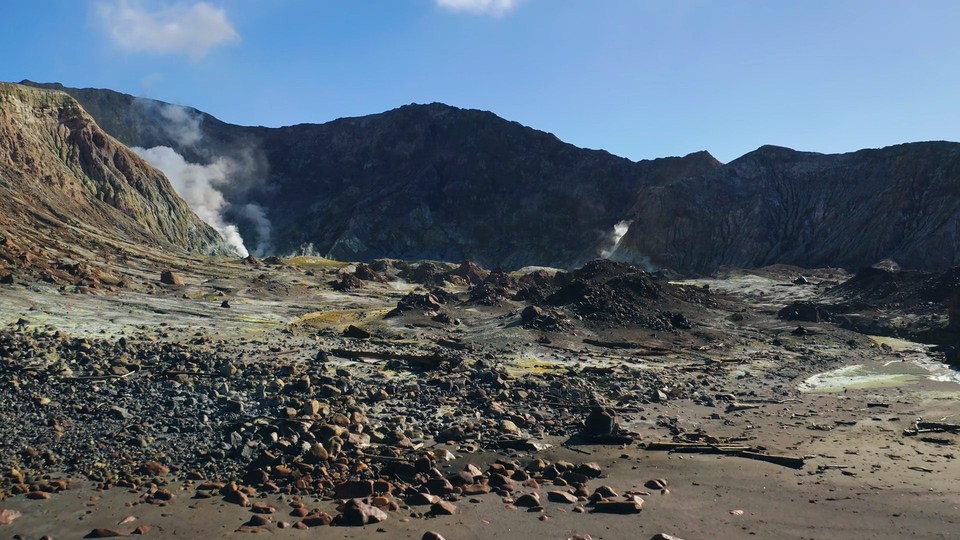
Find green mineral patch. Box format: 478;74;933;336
292;308;390;329
504;354;565;377
798;364;918;393
286;256;349;270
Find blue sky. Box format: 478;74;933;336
2;0;959;162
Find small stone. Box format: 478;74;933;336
644;478;668;490
246;514;271;527
422;532;447;540
591;485;619;499
84;529;126;538
500;420;519;433
591;496;643;514
159;271;184;286
334;480;374;499
141;461;169;476
513;493;541;508
576;462;603;478
407;492;440;506
547;490;578;504
335;499;388;526
222;490;249;507
0;509;22;525
251;502;276;514
301;512;334;527
342;325;371;339
430;500;458;515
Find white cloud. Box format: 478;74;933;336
96;1;239;59
436;0;518;16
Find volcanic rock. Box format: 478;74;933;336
334;499;388;526
160;271;184;286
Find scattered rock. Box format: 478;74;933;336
0;509;22;525
84;529;127;538
335;499;388;526
547;490;578;504
159;271;184;286
342;325;371;339
591;496;643;514
430;500;459;515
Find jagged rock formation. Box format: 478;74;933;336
616;143;960;273
20;81;720;269
0;83;228;262
20;82;960;274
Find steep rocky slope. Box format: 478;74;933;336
21;81;721;269
21;82;960;274
615;143;960;273
0;83;228;272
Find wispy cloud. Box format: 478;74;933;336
436;0;518;17
95;1;239;59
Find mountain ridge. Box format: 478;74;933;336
0;82;230;276
15;80;960;274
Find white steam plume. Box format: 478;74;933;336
600;220;632;259
130;100;274;258
133;146;249;257
237;203;272;257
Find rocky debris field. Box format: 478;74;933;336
0;256;959;538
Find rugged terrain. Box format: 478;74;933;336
616;143;960;273
0;83;227;265
20;81;960;275
0;81;958;539
20;81;721;269
0;253;958;539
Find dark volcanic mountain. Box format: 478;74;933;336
614;143;960;273
0;83;227;266
20;81;721;269
20;81;960;273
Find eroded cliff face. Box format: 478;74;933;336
615;143;960;274
248;104;722;269
22;82;722;269
21;81;960;274
0;83;228;257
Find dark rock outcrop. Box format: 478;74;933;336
20;82;720;269
616;144;960;273
21;81;960;274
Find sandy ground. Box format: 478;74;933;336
1;259;959;539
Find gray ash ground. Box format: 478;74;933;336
1;256;959;538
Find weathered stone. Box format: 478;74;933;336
84;529;126;538
644;478;668;490
160;271;184;286
547;490;578;504
407;492;440;506
591;496;643;514
582;408;618;436
335;499;389;526
301;512;333;527
514;493;541;508
334;480;374;499
430;500;458;515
